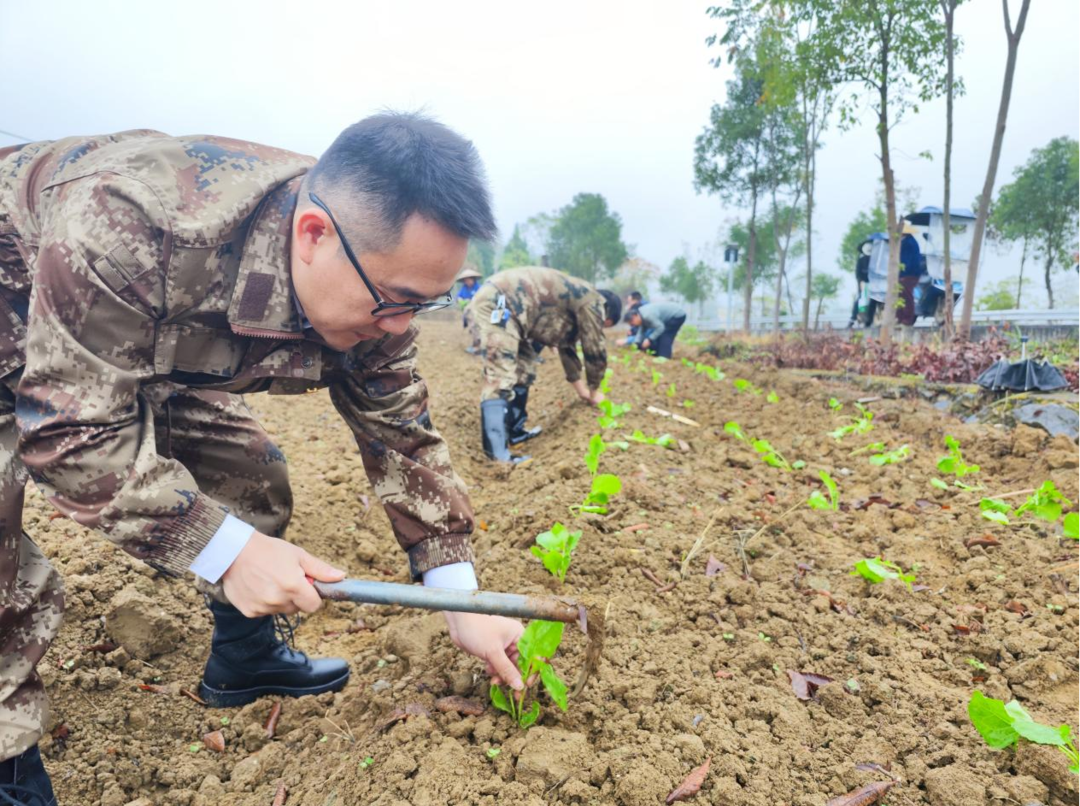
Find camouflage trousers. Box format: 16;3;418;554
0;381;291;761
470;292;539;402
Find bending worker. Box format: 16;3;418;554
0;114;524;803
470;266;621;463
625;300;687;359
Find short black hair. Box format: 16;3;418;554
623;304;642;324
627;290;643;302
598;289;622;326
306;111;497;251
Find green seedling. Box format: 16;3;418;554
694;362;724;381
599;369;613;395
979;497;1013;525
937;435;980;477
954;480;984;492
850;441;887;456
584;434;606;475
651;369;663;386
850;557;917;590
360;756;375;769
807;470;839;511
723;421;748;442
751;439;804;471
666;382;677;398
733;378;762;395
681;399;695;408
188;743;201;753
767;391;779;404
930;478;950;491
1065;512;1079;540
681;358;695;368
829;402;874;440
869;444;910;466
597;399;631;429
828;397;842;411
1015;480;1072;523
968;691;1079;775
628;430;675;449
486;747;501;760
570;473;623;515
490;620;568;729
967;658;988;671
530;522;581;582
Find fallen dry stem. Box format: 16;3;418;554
735;502;802;579
680;510;721;578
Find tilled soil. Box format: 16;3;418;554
27;322;1079;806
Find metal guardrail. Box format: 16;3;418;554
688;308;1079;332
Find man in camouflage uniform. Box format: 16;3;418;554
0;114;525;803
470;266;620;462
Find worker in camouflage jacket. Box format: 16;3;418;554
469;266;620;462
0;114;527;803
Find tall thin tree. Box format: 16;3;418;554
958;0;1031;340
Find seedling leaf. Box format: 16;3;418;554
723;422;747;442
517;620;564;673
584;434;606;475
937;435;979;477
1064;512;1079;540
868;444;910;466
981;510;1010;525
850;557;916;589
490;683;512;714
807;470;838;511
968;691;1018;749
930;478;950;490
538;661;568;712
767;391;779;403
828;397;842;410
1005;700;1069;747
1015;480;1071;523
519;701;540;728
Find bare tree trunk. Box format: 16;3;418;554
1016;237;1028;306
879;121;902;343
745;189;758;333
802;130;816;335
1043;250;1055;309
959;0;1032;339
940;0;958;340
783;267;796;317
815;295;825;329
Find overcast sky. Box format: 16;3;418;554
2;0;1077;314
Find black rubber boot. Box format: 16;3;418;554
481;399;529;463
0;744;56;806
199;601;350;708
507;385;542;446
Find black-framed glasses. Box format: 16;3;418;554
308;192;454;318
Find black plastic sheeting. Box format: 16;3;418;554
976;359;1069;392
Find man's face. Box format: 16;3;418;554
463;277;477;288
291;208;468;351
630;313;642;327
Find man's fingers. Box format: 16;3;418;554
292;580;323;614
298;551;347;583
487;649;523;691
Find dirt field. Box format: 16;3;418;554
26;321;1079;806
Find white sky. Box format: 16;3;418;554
2;0;1077;313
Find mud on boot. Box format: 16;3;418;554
198;601;350;708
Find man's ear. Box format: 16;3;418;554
294;209;331;264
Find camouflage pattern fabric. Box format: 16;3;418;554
470;266;607;401
0;370;65;761
0;131;476;759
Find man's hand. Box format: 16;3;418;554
443;611;525;690
589;389;606;406
641;338;652;350
222;531;346;617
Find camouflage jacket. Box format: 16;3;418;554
482;267;608;390
0;131;473;580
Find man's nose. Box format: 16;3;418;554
376;312;414;335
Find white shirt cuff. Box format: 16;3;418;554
422;561;478;591
189;514;255;583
